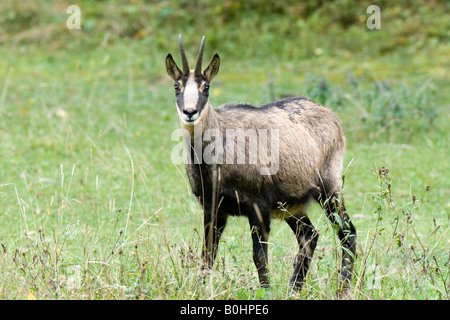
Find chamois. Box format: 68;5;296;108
165;35;357;294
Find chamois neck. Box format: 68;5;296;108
181;101;220;140
202;101;220;132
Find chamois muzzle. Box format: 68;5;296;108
182;109;198;121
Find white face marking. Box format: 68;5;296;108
178;74;206;126
184;76;199;110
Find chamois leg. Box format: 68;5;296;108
286;215;319;291
322;192;357;296
248;205;271;288
202;211;228;270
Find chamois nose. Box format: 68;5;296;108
183;109;197;118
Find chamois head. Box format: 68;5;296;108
165;35;220;126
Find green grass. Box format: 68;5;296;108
0;1;448;299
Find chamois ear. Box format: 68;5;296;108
202;53;220;82
165;54;183;81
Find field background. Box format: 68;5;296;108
0;0;448;300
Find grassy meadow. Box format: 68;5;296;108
0;1;448;300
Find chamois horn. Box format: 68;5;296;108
179;34;190;76
194;35;206;78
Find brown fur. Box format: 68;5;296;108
183;96;356;295
187;97;345;208
166;37;356;296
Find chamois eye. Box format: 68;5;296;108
204;84;210;93
174;83;180;93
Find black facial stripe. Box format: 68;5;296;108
196;91;209;112
194;79;209;114
176;93;185;111
175;77;187;111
